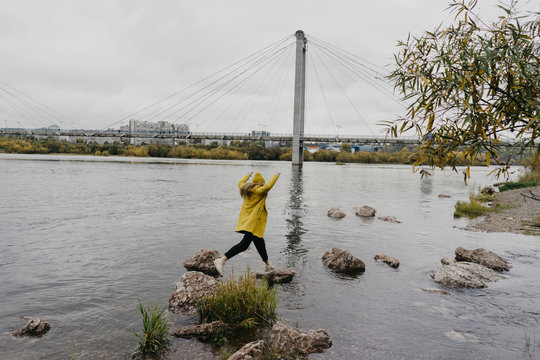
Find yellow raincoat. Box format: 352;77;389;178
234;172;279;238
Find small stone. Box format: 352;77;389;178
421;288;451;295
374;254;400;268
441;256;457;266
173;321;228;340
255;268;295;284
354;205;376;217
481;186;495;195
438;194;452;198
12;317;50;337
327;207;346;218
378;216;402;223
322;248;365;274
228;340;265;360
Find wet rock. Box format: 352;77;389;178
183;249;221;276
454;247;510;272
228;340;265;360
481;186;495;195
327;207;346;218
430;262;504;288
322;248;365;274
421;288;451;295
441;256;457;266
374;254;400;268
378;216;402;223
173;321;228;340
354;205;376;217
438;194;452;198
169;271;217;313
270;321;332;356
12;317;50;337
255;268;295;284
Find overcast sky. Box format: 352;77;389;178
0;0;530;134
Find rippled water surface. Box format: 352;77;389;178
1;154;539;359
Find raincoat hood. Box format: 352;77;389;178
252;172;265;184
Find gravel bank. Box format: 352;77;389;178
468;186;540;235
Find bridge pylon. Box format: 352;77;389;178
292;30;307;167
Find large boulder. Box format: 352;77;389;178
228;340;265;360
378;216;402;223
430;262;504;288
183;249;221;276
255;268;295;284
327;208;346;218
355;205;376;217
322;248;365;274
173;321;228;340
374;254;400;268
270;321;332;356
169;271;217;313
454;247;510;272
12;317;50;337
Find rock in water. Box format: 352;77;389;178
169;271;217;313
454;247;510;272
430;262;504;288
421;288;451;295
173;321;228;340
374;254;400;268
327;208;346;218
322;248;365;274
183;249;221;276
378;216;402;223
255;268;295;284
12;317;50;337
355;205;376;217
438;194;452;198
270;321;332;356
228;340;265;360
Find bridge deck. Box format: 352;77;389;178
0;129;420;145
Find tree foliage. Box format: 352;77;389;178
387;0;539;180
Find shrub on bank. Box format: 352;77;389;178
197;268;279;328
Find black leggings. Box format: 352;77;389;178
224;232;268;262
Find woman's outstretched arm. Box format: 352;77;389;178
238;172;253;189
254;172;280;194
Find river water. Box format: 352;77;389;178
1;153;539;359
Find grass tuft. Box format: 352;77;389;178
197;268;279;328
454;199;493;218
132;299;171;358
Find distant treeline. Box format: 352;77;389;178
0;136;526;166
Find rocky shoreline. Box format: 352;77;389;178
467;186;540;235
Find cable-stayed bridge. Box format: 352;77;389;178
1;30;421;164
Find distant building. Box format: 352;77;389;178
352;145;383;152
120;120;189;133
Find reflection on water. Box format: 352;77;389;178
282;167;308;267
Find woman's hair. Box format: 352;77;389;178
240;182;263;198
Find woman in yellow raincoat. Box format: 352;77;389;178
214;171;280;276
